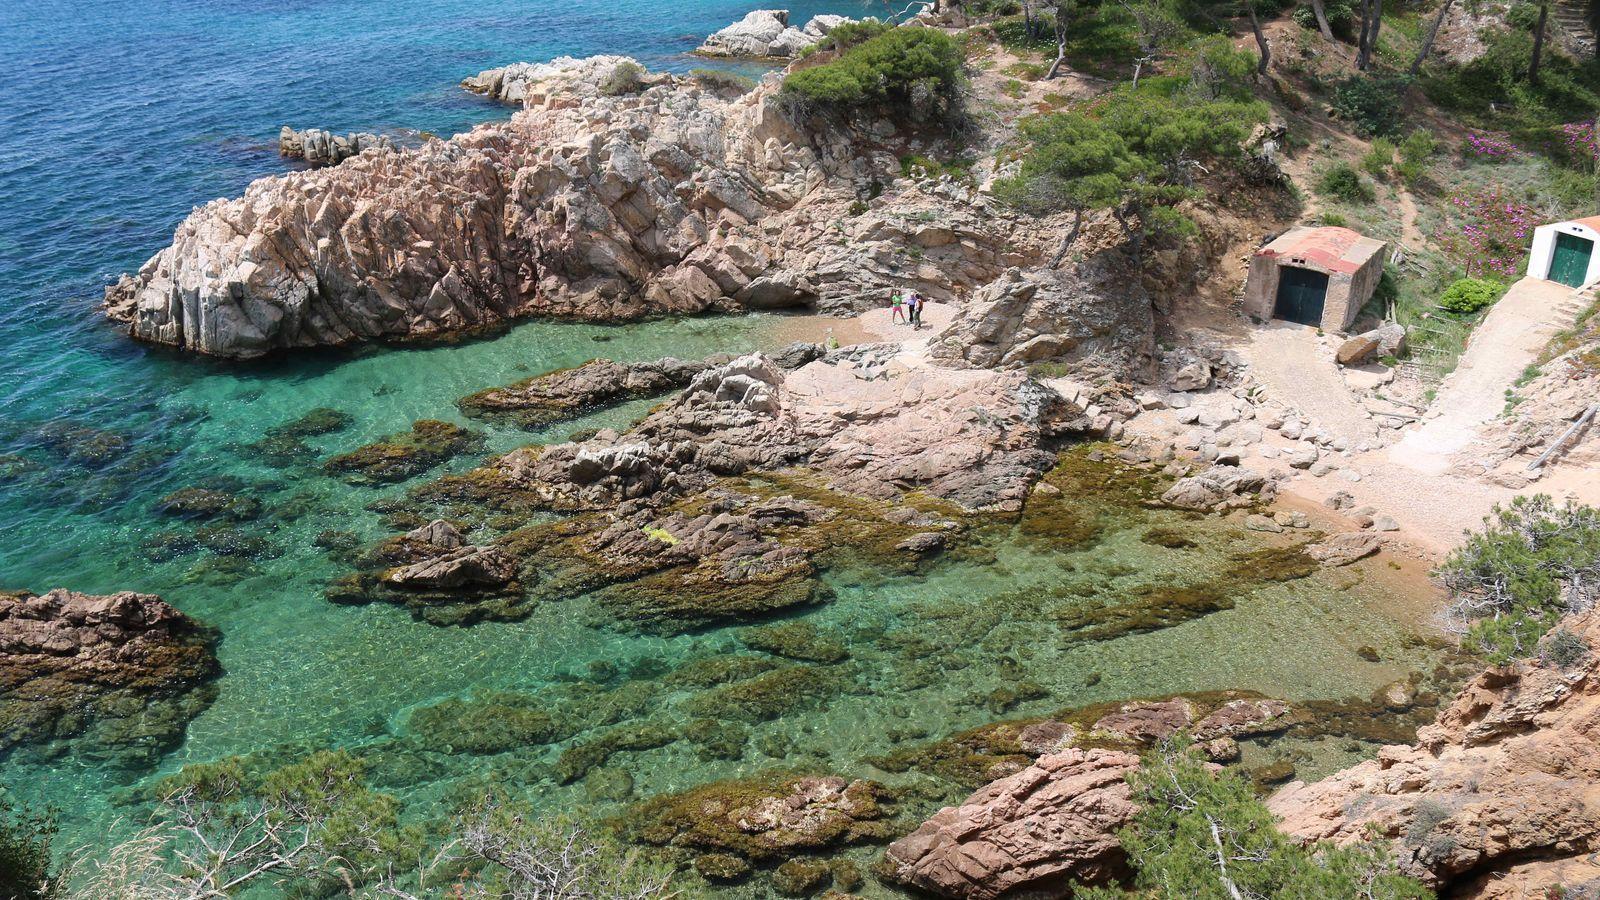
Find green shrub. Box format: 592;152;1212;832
782;27;963;117
1421;29;1600;145
1077;740;1431;900
1438;495;1600;662
1400;129;1438;163
689;68;757;93
811;18;893;52
1541;628;1591;668
1362;137;1397;178
1332;75;1409;137
0;801;60;900
1319;211;1350;227
598;60;645;96
1438;277;1503;314
1506;1;1542;31
1291;0;1356;36
1318;161;1375;202
994;87;1266;248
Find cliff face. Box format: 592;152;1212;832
1268;610;1600;897
104;57;1050;359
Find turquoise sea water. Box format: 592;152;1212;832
0;0;1458;892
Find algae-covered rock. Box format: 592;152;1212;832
406;690;565;754
0;588;220;768
773;858;833;896
323;420;482;485
621;772;897;863
154;486;262;521
458;357;705;428
739;621;849;663
680;665;842;723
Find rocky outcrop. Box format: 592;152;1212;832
881;748;1142;898
1268;610;1600;896
475;348;1082;514
928;264;1155;378
460;55;656;106
458;356;709;427
278;126;393;166
105;54;1077;358
0;588;219;766
1158;465;1275;511
694;10;857;59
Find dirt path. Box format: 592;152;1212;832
1396;187;1426;254
1247;323;1378;443
1389;277;1578;475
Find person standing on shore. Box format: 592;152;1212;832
909;292;923;330
890;291;907;325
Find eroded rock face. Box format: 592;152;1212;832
929;264;1155;378
0;589;219;766
1268;610;1600;895
881;748;1142;898
278;126;393;166
106;56;1062;358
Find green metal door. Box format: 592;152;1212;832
1550;232;1593;288
1272;266;1329;327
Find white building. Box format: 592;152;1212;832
1527;217;1600;288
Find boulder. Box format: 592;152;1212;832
385;545;518;589
881;748;1141;898
696;10;804;57
1306;531;1382;566
0;589;219;764
1159;466;1271;512
1336;333;1382;366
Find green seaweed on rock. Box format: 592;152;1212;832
323;420;482;485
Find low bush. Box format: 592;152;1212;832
689;68;756;93
598;60;645;96
1438;277;1503;314
1438;495;1600;662
1332;75;1409;137
1318;161;1375;202
809;18;893;52
1362;137;1397;178
782;27;963;118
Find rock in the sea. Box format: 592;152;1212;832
279;126;393;166
461;55;655;105
458;357;706;428
1269;609;1600;894
0;588;219;765
694;10;856;58
323;420;481;485
385;545;518;590
881;748;1141;898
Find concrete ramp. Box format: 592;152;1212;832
1390;277;1584;475
1247;322;1378;444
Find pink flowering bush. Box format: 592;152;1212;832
1444;184;1536;278
1462;132;1520;161
1560;120;1597;170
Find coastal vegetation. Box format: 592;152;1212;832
781;27;964;117
1438;495;1600;662
1080;740;1431;899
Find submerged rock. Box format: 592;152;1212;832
458;357;706;428
323;419;481;485
0;588;219;767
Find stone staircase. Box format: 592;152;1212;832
1553;0;1597;59
1556;282;1598;330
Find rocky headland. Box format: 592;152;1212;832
103;52;1187;360
0;588;219;767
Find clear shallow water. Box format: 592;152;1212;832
0;0;1455;888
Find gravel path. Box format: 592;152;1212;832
1390;277;1576;475
1247;323;1378;443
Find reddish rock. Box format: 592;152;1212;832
1092;697;1194;743
1269;610;1600;894
881;748;1141;898
0;588;219;765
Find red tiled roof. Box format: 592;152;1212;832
1567;216;1600;232
1255;226;1384;275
